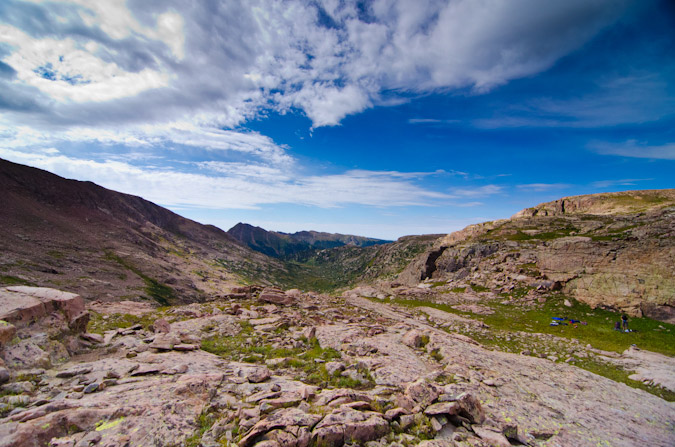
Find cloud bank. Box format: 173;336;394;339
0;0;634;214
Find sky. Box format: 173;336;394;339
0;0;673;240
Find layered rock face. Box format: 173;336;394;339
399;190;675;321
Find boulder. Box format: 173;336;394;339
311;407;389;447
0;287;86;330
0;320;17;345
404;378;440;408
246;367;271;383
401;329;426;348
473;426;511;447
238;408;322;447
152;318;171;333
259;289;294;306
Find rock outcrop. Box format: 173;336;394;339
0;287;673;447
398;189;675;321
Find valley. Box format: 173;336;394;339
0;159;674;447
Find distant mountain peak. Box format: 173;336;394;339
227;223;391;258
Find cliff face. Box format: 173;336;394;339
398;190;675;322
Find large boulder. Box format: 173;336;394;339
311;407;389;447
238;408;322;447
259;288;294;306
0;287;88;332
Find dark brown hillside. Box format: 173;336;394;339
0;158;279;303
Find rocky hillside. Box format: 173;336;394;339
0;158;284;303
227;223;390;259
396;190;675;322
1;286;673;447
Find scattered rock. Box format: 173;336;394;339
79;333;103;344
152;318;171;333
401;329;426;348
246;367;271;383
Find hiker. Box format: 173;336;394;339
621;314;629;331
614;321;621;331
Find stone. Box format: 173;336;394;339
401;329;426;348
404;378;439;408
56;366;92;378
83;383;99;394
79;333;103;344
238;408;322;447
472;426;511;447
325;361;345;376
0;287;85;327
0;320;17;345
311;407;389;447
259;289;294;305
1;381;35;394
0;367;9;385
384;407;408;421
149;333;179;351
246;367;271;383
302;326;317;339
173;343;198;351
74;430;102;447
152;318;171;333
69;311;90;333
130;365;161;376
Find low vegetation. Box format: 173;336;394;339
385;294;675;401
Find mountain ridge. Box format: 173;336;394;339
227;222;390;259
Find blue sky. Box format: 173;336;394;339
0;0;673;240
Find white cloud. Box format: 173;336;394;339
591;178;653;188
0;0;629;132
517;183;571;192
450;184;503;198
590;140;675;160
474;73;674;129
0;148;452;209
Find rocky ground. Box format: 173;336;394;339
1;286;673;447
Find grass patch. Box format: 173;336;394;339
469;284;489;293
184;411;216;447
384;295;675;400
88;311;161;335
104;252;176;305
575;357;675;401
450;287;466;293
0;275;35;286
517;262;541;276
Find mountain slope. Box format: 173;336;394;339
395;189;675;322
0;158;283;303
227;222;390;258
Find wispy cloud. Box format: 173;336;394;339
591;178;653;188
449;184;503;198
474;73;674;129
517;183;571;192
589;140;675;160
0;148;451;209
408;118;461;125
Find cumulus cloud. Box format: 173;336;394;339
0;0;629;132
